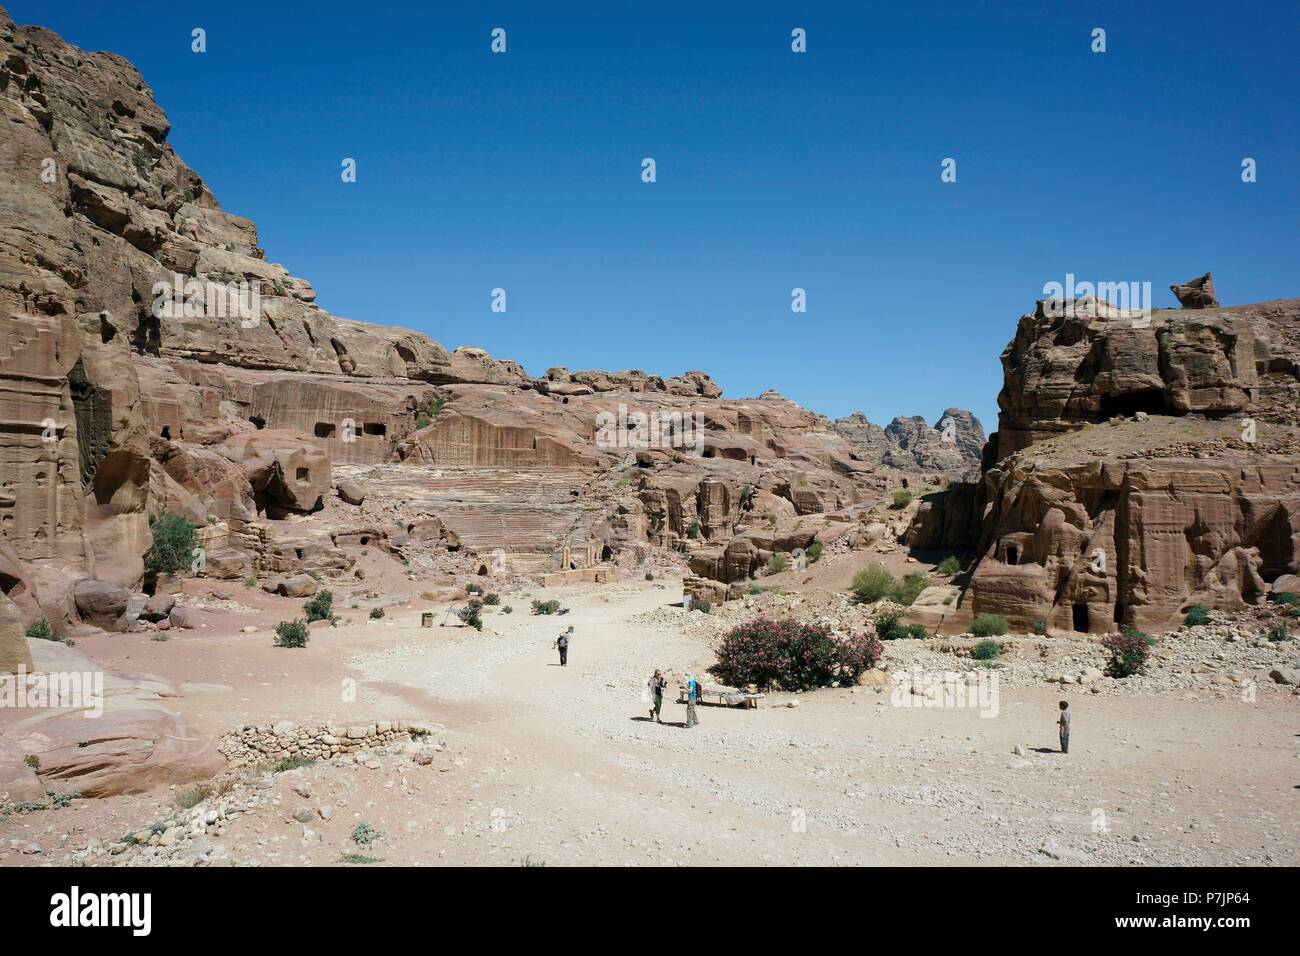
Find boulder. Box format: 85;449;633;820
1170;272;1219;309
271;574;319;598
73;579;132;631
6;700;224;797
1270;574;1300;596
337;480;366;506
168;606;201;629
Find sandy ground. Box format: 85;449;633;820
2;573;1297;867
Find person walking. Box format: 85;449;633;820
682;672;700;728
648;669;666;722
1058;699;1070;754
554;626;572;666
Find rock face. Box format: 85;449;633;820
0;590;33;675
988;297;1296;462
908;292;1300;634
1170;272;1219;309
0;639;224;797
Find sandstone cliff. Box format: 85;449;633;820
909;289;1300;634
0;6;978;635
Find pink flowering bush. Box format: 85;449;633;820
1100;630;1151;677
709;617;885;691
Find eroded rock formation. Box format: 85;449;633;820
909;293;1300;634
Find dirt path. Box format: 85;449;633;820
3;578;1296;867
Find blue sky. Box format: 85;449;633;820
12;0;1299;431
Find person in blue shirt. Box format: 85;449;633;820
681;672;701;728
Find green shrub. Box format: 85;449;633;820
875;613;904;640
1032;620;1048;635
243;576;257;588
144;510;197;576
749;584;763;595
459;601;484;630
531;599;561;615
484;593;501;606
351;822;381;846
969;614;1009;637
851;566;896;603
1267;623;1289;642
303;590;334;623
891;490;913;509
176;784;212;809
25;619;56;641
687;521;701;539
645;572;654;581
272;756;315;773
767;553;789;574
1184;605;1211;626
890;572;929;607
904;624;928;639
971;639;1002;661
273;618;309;648
1269;591;1299;606
692;600;712;614
47;789;80;809
340;852;382;865
502;606;513;614
937;555;964;575
369;607;385;620
709;617;884;691
466;582;484;595
806;542;823;563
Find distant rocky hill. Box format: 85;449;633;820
832;408;985;478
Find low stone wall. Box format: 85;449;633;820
539;567;612;587
219;720;442;765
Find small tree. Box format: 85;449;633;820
767;553;789;574
806;541;823;563
144;510;197;576
274;619;309;648
891;490;913;509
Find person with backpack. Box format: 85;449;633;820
681;672;701;728
648;669;667;722
554;626;572;666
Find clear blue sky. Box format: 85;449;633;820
12;0;1298;431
